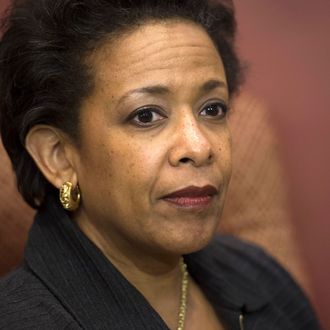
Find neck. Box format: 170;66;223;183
74;214;185;329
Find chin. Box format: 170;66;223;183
156;224;218;256
182;233;216;255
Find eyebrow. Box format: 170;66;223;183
118;79;227;103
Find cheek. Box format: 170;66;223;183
214;130;232;170
90;135;166;193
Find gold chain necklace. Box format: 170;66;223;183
177;257;189;330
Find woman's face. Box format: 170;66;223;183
73;21;232;256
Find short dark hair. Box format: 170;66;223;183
0;0;243;209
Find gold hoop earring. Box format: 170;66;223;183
59;181;81;211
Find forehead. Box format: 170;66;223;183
88;20;226;95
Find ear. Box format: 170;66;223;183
25;125;78;189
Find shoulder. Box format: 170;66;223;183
186;235;321;330
195;234;303;289
0;265;80;329
187;234;301;288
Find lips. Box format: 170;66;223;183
163;185;218;198
161;185;218;209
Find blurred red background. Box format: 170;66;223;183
1;0;329;328
234;1;330;328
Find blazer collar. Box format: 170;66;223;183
24;196;268;329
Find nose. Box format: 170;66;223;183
168;114;214;167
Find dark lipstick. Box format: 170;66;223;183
162;185;218;209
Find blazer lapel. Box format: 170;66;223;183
25;197;169;330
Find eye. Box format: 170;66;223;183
200;101;228;120
129;107;166;127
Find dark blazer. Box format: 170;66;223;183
0;197;320;329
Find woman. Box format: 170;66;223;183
0;0;320;329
